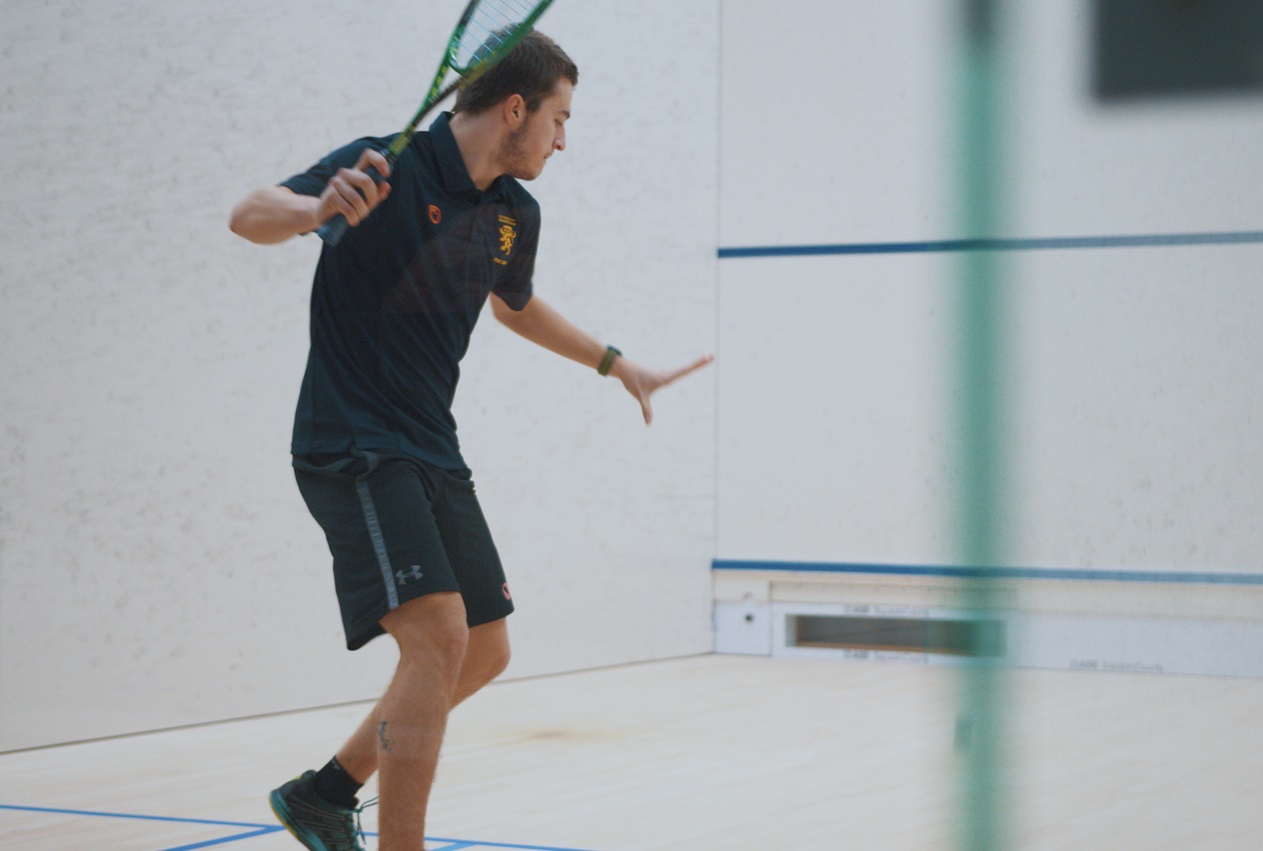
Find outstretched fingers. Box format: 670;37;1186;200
634;354;714;426
661;354;715;387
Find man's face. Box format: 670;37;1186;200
501;79;573;181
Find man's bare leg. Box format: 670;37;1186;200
452;618;512;706
357;592;466;850
332;617;511;786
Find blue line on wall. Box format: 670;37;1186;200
717;230;1263;258
711;560;1263;585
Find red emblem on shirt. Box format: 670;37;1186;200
428;204;442;224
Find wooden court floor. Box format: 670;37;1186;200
2;654;1261;850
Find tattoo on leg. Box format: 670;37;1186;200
377;720;395;752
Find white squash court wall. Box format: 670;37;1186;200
5;0;1262;752
0;0;718;751
717;0;959;565
717;0;1263;580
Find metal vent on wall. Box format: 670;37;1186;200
787;613;1007;658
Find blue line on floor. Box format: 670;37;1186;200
426;840;598;851
0;803;270;829
1;803;602;851
159;826;284;851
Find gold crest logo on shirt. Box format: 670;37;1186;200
495;214;517;266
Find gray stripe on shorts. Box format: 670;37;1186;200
355;477;400;610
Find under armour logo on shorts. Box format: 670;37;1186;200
396;565;424;585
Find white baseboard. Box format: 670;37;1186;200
713;568;1263;678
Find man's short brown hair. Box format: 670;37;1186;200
453;30;578;116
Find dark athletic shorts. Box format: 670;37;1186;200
294;450;514;651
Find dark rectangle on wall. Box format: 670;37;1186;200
790;614;1006;658
1094;0;1263;100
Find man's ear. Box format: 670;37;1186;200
502;93;527;128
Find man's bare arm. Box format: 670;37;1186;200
491;293;713;424
229;185;323;245
228;148;392;245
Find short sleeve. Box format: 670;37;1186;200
279;136;395;197
491;196;540;311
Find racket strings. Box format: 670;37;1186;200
455;0;544;70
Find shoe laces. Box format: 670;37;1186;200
349;796;378;850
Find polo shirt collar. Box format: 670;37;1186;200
429;112;505;201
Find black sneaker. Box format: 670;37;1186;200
269;770;369;851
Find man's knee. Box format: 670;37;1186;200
480;632;511;682
453;621;510;704
474;620;512;676
493;640;511;678
381;592;469;667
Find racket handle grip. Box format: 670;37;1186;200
316;215;352;245
315;163;388;246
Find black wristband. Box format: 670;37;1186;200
597;345;622;376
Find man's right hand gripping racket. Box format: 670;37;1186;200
317;0;557;246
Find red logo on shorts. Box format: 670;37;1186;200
502;583;512;600
428;204;442;224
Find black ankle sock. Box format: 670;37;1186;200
314;757;363;808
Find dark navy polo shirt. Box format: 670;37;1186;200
281;112;538;469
